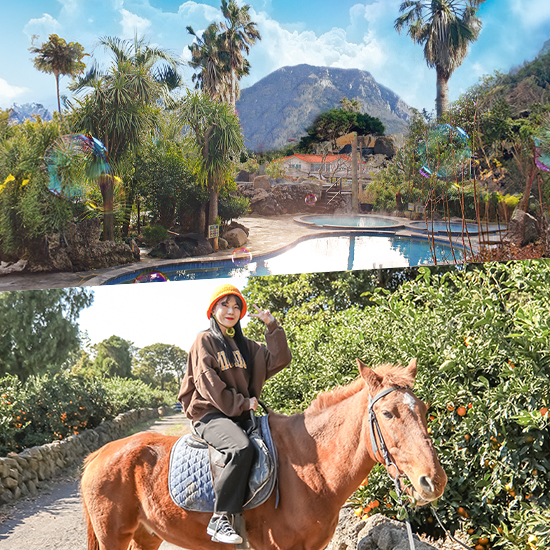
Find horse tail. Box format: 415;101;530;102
83;494;100;550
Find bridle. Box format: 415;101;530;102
368;386;410;483
368;385;416;550
368;386;473;550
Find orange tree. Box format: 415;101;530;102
244;261;550;550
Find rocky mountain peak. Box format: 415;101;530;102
236;64;412;152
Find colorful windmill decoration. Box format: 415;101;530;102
44;134;110;199
534;137;550;172
416;124;471;180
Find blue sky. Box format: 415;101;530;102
1;0;550;115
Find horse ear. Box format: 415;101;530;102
356;359;382;388
404;358;417;383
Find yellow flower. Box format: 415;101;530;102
4;174;15;184
21;179;29;186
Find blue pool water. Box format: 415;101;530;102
106;235;463;285
300;215;402;228
409;221;505;234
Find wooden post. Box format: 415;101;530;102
351;133;359;213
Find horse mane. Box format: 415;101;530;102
305;363;415;416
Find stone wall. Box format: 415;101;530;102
0;405;173;505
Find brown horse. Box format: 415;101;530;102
81;359;447;550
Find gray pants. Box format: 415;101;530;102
193;412;255;514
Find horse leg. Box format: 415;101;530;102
128;523;163;550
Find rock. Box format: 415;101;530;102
250;189;271;203
218;238;229;250
224;228;248;248
5;475;18;489
147;233;213;260
175;233;213;256
129;239;141;260
236;169;251;182
22;219;138;272
327;506;436;550
374;136;398;158
505;208;539;246
223;221;249;237
0;259;27;276
253;175;272;189
26;479;37;495
358;516;434;550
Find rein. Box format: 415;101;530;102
368;386;474;550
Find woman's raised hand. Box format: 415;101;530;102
249;304;275;326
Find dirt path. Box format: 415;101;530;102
0;413;191;550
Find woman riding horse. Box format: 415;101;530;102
178;284;292;544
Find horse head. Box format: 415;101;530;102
357;358;447;506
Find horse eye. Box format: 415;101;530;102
382;410;393;419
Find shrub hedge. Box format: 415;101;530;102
257;261;549;550
0;372;173;456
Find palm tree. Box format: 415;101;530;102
177;90;244;250
70;35;181;237
219;0;261;108
29;34;87;115
187;23;229;101
394;1;485;119
72;34;181;96
69;60;162;240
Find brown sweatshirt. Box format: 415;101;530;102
178;322;292;421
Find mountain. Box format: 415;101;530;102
236;64;413;152
9;103;52;125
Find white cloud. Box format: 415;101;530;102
177;1;220;23
247;12;387;83
119;8;152;38
510;0;550;28
23;13;61;41
0;79;28;106
56;0;80;16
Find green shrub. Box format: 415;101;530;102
142;224;168;243
0;372;173;455
257;262;549;548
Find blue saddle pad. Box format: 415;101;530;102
168;415;277;512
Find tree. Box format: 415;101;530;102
177;90;244;249
219;0;261;108
394;0;485;119
0;289;93;380
187;23;229;101
70;35;181;238
300;109;384;152
133;343;188;392
340;97;361;113
29;34;87;116
93;335;134;378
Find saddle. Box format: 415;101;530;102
168;414;277;513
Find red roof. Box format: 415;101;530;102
283;154;351;163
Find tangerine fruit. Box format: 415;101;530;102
457;406;467;416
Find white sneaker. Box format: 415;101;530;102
207;515;243;544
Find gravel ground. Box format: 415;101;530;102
0;413;190;550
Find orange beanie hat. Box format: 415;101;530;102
207;284;247;320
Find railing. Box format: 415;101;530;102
324;177;353;205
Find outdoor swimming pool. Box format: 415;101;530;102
106;234;464;284
409;221;506;235
296;215;403;230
